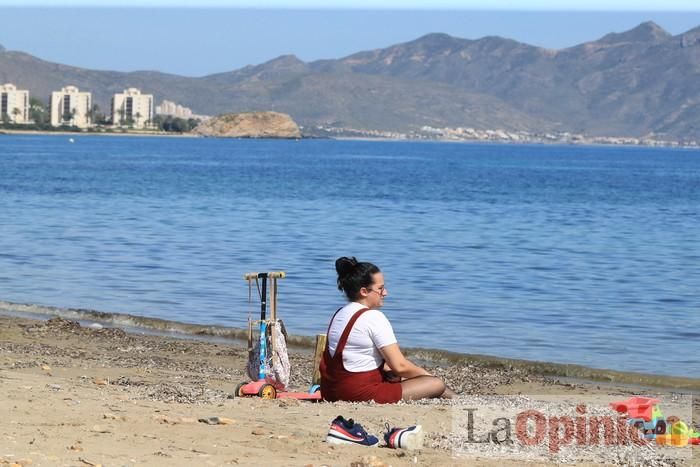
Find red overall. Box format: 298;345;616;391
320;307;402;404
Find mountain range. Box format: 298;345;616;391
2;21;700;140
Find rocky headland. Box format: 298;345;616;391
193;111;301;139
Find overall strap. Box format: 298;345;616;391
333;307;370;360
325;307;344;337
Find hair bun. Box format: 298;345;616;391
335;257;380;300
335;256;358;278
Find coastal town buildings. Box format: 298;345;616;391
50;86;92;128
156;99;210;121
156;100;192;119
0;83;30;124
111;88;153;129
1;80;208;131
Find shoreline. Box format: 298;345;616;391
331;135;700;150
2;299;697;391
0;129;200;138
1;312;697;466
4;128;700;149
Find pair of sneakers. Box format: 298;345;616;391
326;415;423;450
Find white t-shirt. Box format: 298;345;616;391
327;302;398;372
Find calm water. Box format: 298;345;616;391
1;135;698;377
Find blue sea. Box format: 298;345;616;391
1;135;698;378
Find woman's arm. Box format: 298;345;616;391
379;343;431;379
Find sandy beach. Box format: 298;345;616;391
1;314;697;467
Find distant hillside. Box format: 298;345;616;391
2;21;700;139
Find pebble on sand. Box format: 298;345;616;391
103;413;124;421
91;425;111;433
152;414;180;425
78;458;102;467
350;455;389;467
198;416;236;425
2;460;33;467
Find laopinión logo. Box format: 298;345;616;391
461;404;649;453
450;395;694;462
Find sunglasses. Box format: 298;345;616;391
367;285;387;295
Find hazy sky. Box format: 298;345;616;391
2;0;700;8
1;3;699;76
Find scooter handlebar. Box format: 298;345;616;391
243;271;286;280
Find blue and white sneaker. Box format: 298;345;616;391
384;423;424;450
326;416;379;446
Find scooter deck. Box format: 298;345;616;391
237;379;322;401
276;391;322;401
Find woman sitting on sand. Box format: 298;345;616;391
320;256;457;403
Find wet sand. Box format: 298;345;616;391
1;315;697;466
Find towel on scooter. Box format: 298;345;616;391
247;319;290;389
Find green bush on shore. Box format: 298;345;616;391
0;117;200;134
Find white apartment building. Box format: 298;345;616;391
111;88;154;129
50;86;92;128
155;99;193;119
0;83;29;124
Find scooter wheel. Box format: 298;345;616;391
258;383;277;400
234;382;247;398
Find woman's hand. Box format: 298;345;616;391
379;343;431;379
381;362;401;382
383;369;402;382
